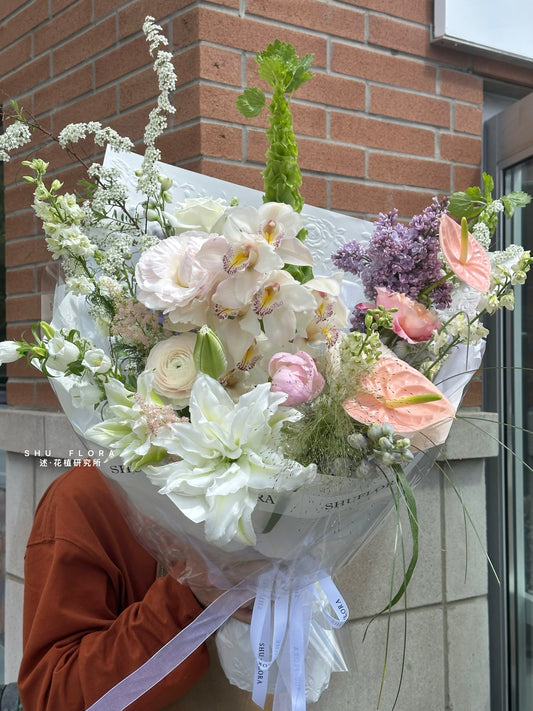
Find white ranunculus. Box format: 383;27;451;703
0;341;21;365
166;197;228;234
135;231;221;328
146;373;317;546
45;334;80;373
82;348;112;374
145;333;197;408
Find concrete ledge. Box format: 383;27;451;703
0;408;500;461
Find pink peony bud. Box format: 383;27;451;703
268;351;325;407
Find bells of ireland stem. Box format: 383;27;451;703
193;325;227;380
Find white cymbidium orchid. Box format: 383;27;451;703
147;373;317;546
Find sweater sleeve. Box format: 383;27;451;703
18;468;209;711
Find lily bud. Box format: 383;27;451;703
193;325;227;380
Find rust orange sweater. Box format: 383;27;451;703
18;465;209;711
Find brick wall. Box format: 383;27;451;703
2;0;533;409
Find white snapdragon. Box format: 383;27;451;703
65;276;94;296
0;121;31;161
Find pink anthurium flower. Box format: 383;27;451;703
439;213;491;292
375;288;441;344
343;352;455;445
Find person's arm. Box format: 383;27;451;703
18;534;208;711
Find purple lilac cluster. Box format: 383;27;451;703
332;198;452;330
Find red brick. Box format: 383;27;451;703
6;294;42;322
200;122;243;161
117;0;192;40
440;133;481;165
34;0;93;55
368;14;430;58
5;238;50;268
0;0;48;49
34;65;94;115
343;0;432;24
52;17;116;75
119;67;159;112
331;113;436;157
371;85;451;127
300;174;328;208
247;130;365;178
176;7;328;68
156;124;202;164
368;152;450;191
0;36;32;75
6;381;36;408
454;104;483;136
51;87;117;134
461;378;482;408
95;35;153;88
5;182;38;214
0;0;29;22
440;69;484;103
5;211;36;241
207;0;240;8
35;380;63;410
332;42;436;94
453;164;482;193
0;55;51;99
199;45;242;87
246;0;365;42
196;158;264;191
245;59;365;111
108;104;153;145
471;55;533;88
6;267;36;295
52;0;78;13
331;179;439;221
93;0;125;16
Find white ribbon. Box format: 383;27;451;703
85;559;349;711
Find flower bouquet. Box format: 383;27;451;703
1;17;531;711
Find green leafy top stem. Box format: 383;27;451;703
236;40;313;215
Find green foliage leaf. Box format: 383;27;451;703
502;190;532;218
236;87;266;118
482;172;494;199
448;188;484;218
256;39;314;93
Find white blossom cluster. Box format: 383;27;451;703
476;245;531;314
58;122;133;153
0;121;32;161
137;17;177;197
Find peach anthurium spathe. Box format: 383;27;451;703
439;213;491;292
343;351;456;447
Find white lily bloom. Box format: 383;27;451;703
147;373;317;545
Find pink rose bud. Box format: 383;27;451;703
375;288;441;344
268;351;325;407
